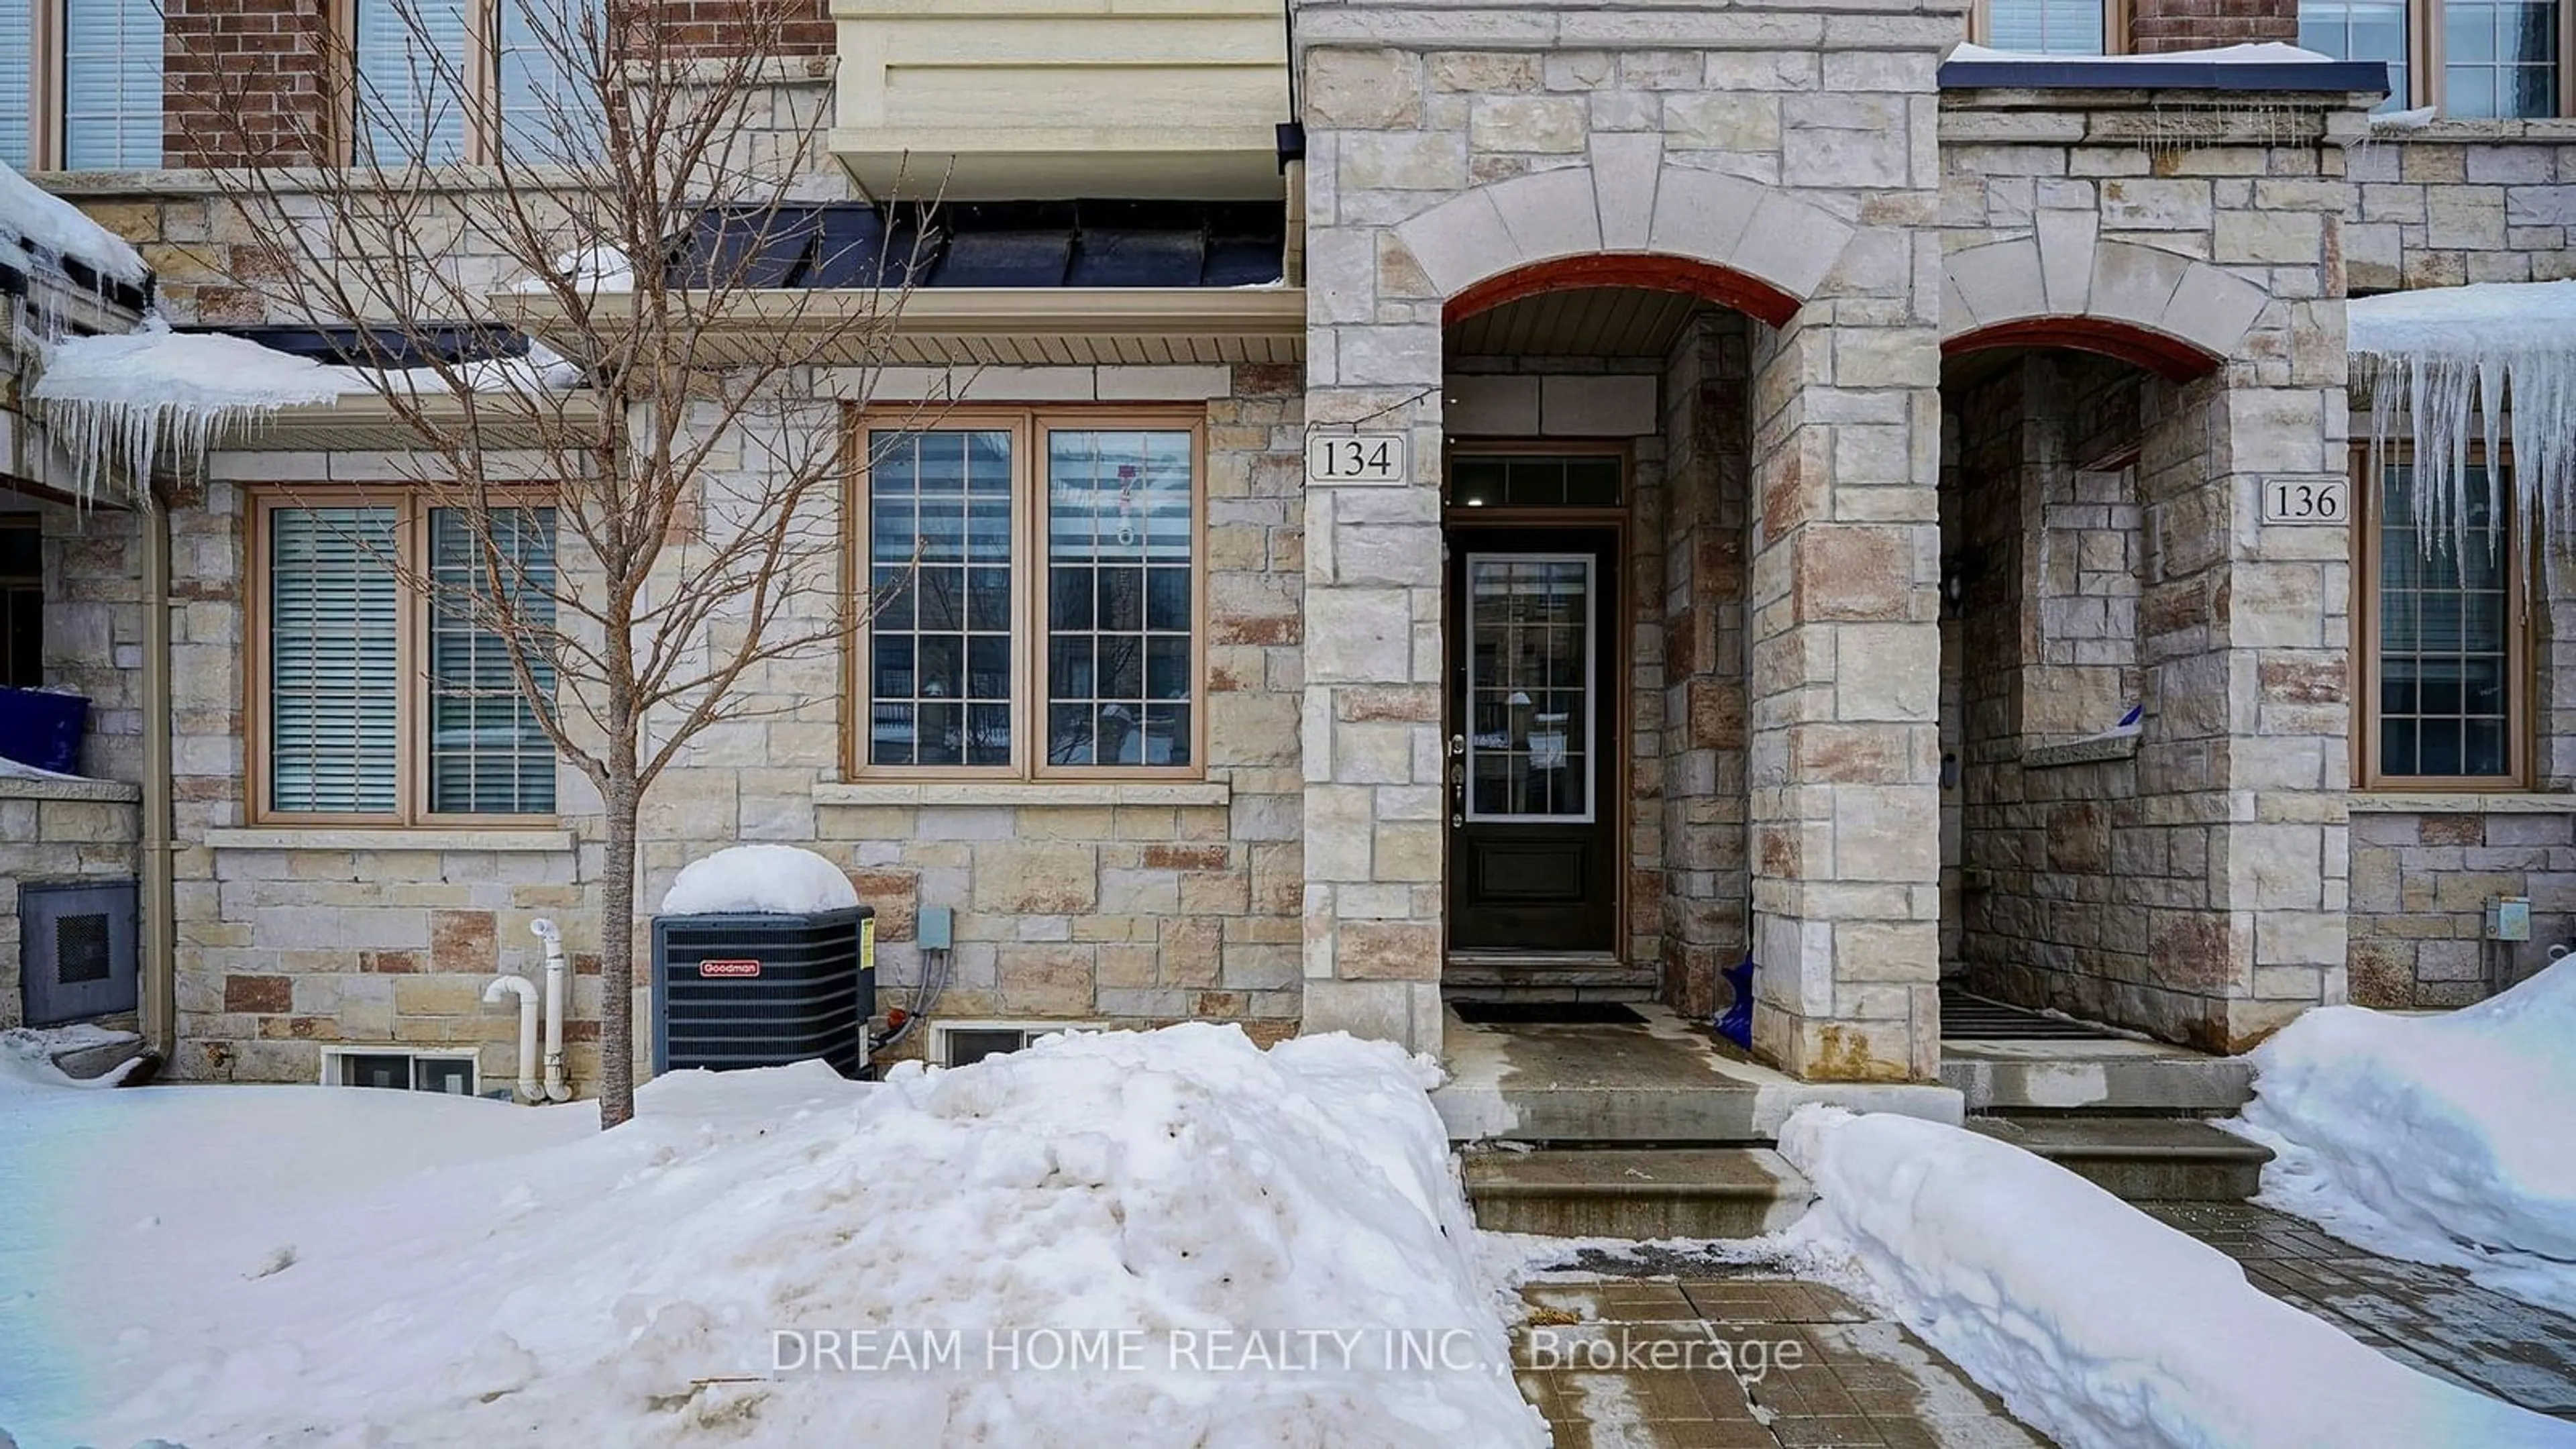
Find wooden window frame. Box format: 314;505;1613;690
2351;445;2535;792
1966;0;2134;54
2306;0;2576;115
844;405;1210;783
332;0;536;168
246;486;561;827
18;0;166;172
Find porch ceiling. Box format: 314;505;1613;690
486;288;1307;368
1446;286;1703;360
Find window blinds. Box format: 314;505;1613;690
427;506;557;814
0;8;30;169
354;0;470;165
62;0;162;169
268;508;401;815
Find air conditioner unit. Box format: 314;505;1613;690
651;906;875;1078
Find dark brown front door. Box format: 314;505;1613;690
1446;527;1619;954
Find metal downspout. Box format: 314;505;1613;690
140;490;174;1058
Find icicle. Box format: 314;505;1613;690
2353;280;2576;574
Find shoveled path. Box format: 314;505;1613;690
1512;1252;2053;1448
2145;1200;2576;1420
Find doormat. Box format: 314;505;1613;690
1450;1000;1645;1026
1938;987;2118;1041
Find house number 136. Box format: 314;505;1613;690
1307;433;1407;484
2261;477;2347;525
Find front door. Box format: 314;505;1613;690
1446;527;1619;954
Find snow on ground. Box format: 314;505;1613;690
1778;1106;2576;1449
0;1024;1543;1449
659;843;864;915
2225;959;2576;1316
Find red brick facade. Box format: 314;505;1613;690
164;0;335;167
2129;0;2301;53
157;0;832;169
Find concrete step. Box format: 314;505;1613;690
1942;1038;2253;1116
1435;1005;1964;1146
1462;1148;1813;1239
1966;1116;2273;1202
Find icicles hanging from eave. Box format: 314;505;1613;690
25;327;347;506
2351;280;2576;554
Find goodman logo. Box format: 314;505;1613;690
698;958;762;978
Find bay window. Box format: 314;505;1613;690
254;493;559;822
854;411;1204;777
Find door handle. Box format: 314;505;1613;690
1449;733;1466;826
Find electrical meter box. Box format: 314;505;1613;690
2485;896;2533;943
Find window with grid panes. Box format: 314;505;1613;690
857;413;1201;777
2363;460;2525;784
2302;0;2569;115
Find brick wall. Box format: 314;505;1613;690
2129;0;2298;53
164;0;332;167
157;0;833;169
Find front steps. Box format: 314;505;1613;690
1462;1147;1814;1238
1964;1116;2274;1201
1438;1004;1957;1238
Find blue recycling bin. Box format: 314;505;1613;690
0;686;86;775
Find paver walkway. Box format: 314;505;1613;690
1513;1256;2053;1448
2145;1200;2576;1420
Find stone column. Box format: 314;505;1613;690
1744;309;1948;1083
1297;53;1452;1052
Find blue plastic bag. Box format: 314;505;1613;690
1716;953;1756;1049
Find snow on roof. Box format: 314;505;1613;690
1945;40;2336;65
28;321;587;502
2349;280;2576;549
0;160;147;286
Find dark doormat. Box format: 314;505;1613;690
1938;985;2118;1040
1450;1000;1645;1026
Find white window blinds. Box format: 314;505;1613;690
268;508;400;815
0;7;30;168
62;0;162;169
354;0;470;165
427;506;556;814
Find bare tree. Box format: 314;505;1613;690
179;0;943;1126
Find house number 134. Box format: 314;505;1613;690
1306;433;1407;484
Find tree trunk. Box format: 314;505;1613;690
598;770;641;1128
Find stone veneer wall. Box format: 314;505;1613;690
1658;315;1754;1018
1939;89;2362;1049
159;360;1307;1087
1;499;147;1033
1301;11;1958;1078
2344;124;2576;291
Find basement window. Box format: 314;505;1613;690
933;1022;1102;1069
323;1048;479;1095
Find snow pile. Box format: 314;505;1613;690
0;1024;1536;1448
0;161;147;286
1778;1106;2576;1449
2227;959;2576;1314
0;1026;142;1091
2351;280;2576;551
659;843;862;915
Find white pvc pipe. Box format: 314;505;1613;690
482;975;540;1102
533;918;573;1102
